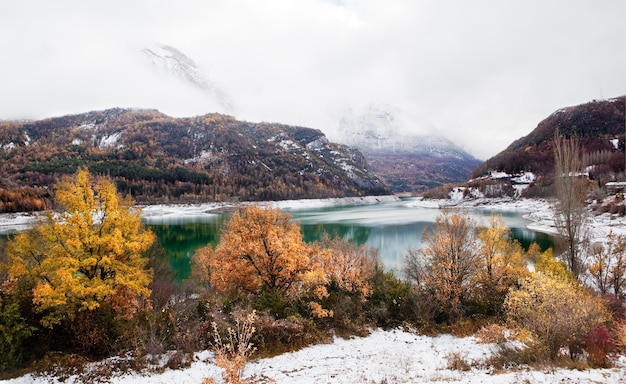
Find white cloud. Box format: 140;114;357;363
0;0;624;159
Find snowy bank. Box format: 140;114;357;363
408;196;626;246
139;195;401;219
0;196;400;234
3;329;624;384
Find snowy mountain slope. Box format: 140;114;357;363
0;109;389;210
141;43;235;113
333;104;482;193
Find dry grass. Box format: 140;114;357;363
203;310;273;384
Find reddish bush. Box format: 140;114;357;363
585;323;615;368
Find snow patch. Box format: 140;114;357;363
99;132;122;148
2;142;16;151
79;122;97;130
306;137;328;150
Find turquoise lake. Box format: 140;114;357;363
144;198;554;279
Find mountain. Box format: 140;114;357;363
0;109;389;212
141;43;235;113
471;96;625;180
334;104;482;194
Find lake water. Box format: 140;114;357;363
145;198;553;279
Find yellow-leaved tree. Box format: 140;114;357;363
505;272;608;359
6;168;155;329
469;213;531;315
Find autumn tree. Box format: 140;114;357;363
193;205;332;317
468;213;531;315
5;168;155;330
505;273;608;359
316;234;378;298
589;232;626;299
313;234;379;326
413;210;481;322
553;131;589;279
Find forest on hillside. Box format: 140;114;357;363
0;109;388;213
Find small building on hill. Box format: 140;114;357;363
606;181;626;194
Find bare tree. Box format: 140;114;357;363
589;232;626;299
552;131;589;279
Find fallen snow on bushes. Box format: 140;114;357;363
3;328;625;384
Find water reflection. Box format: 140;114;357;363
145;199;554;279
146;215;227;279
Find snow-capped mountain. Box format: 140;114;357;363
336;104;476;160
141;43;235;113
334;104;482;194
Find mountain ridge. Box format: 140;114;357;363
0;109;389;212
334;104;482;194
471;96;625;181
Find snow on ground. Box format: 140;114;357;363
139;195;401;219
407;196;626;246
3;329;625;384
0;211;43;234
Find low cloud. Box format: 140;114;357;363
0;0;624;159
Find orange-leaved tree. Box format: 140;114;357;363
193;205;332;317
6;168;155;329
316;233;378;298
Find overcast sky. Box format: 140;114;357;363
0;0;624;159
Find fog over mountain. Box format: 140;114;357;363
1;0;624;159
332;103;482;193
141;43;235;114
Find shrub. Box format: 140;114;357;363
253;313;326;356
616;322;626;352
584;323;615;368
475;323;517;344
504;273;608;360
445;351;471;371
366;267;417;328
0;296;35;372
486;336;550;370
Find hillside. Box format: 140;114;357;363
335;104;482;194
0;109;388;212
471;96;625;181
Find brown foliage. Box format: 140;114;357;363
316;234;378;298
204;311;259;384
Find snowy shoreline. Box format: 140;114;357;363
407;196;626;245
3;195;626;245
